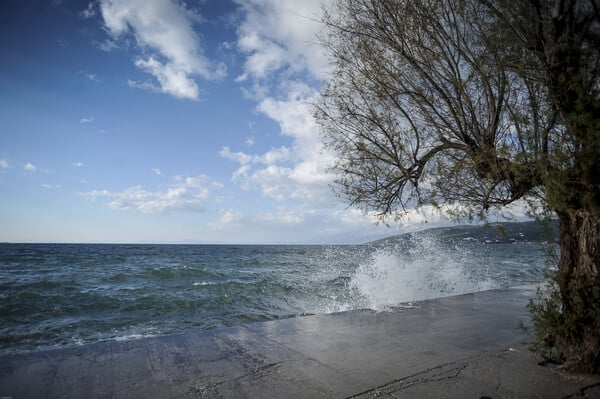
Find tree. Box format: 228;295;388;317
315;0;600;371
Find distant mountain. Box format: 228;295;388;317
371;220;558;245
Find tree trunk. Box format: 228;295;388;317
554;209;600;371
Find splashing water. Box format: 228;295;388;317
350;234;496;310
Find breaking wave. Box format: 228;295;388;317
350;234;496;310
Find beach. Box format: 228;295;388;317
2;287;598;398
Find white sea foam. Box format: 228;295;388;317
193;281;215;286
350;234;496;311
114;333;157;342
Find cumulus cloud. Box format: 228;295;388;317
99;0;226;100
234;0;330;88
221;88;336;207
0;159;8;171
81;2;96;19
134;57;201;99
151;168;162;176
219;1;339;210
80;116;94;124
81;175;215;214
23;163;37;173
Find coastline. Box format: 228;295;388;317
1;287;598;398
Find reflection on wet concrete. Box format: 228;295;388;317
1;287;599;398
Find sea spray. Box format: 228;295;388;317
350;233;496;310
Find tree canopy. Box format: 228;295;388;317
316;0;599;220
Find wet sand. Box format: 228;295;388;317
1;287;599;398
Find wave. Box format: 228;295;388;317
350;234;496;311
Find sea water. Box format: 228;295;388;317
0;232;550;355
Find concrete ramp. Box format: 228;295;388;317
1;288;598;398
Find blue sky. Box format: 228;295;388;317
0;0;472;244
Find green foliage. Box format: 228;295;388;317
524;270;565;364
524;212;600;373
527;269;600;372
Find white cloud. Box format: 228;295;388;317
220;146;254;165
205;205;399;244
208;207;304;234
236;34;287;82
208;209;244;231
72;162;84;168
80;116;94;124
81;175;215;214
151;168;162;176
81;2;96;19
335;207;439;228
134;57;200;99
96;39;119;52
86;73;100;82
221;1;338;210
256;210;304;225
99;0;226;100
41;184;61;189
0;159;8;171
23;163;37;173
221;145;296;195
220;145;291;167
221;89;336;207
234;0;330;88
127;79;159;92
182;176;206;187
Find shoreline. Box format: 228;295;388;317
0;285;540;358
1;287;599;398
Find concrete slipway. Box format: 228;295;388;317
1;287;599;398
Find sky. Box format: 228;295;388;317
0;0;514;244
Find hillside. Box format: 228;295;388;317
372;220;558;245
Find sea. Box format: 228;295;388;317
0;226;553;355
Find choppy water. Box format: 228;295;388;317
0;232;550;354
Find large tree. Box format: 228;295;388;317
315;0;600;371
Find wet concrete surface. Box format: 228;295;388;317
1;287;599;398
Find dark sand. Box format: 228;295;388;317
1;287;599;398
